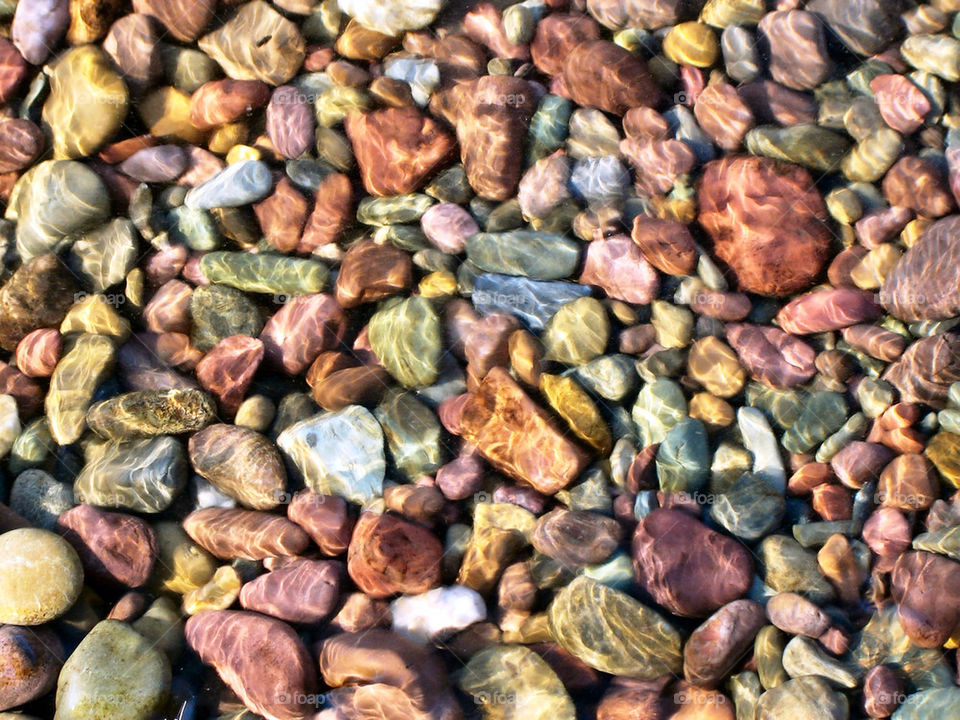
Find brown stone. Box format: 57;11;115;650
0;119;43;174
683;600;766;688
776;287;882;334
620;137;697;197
329;592;392;633
185;610;317;720
630;216;698;276
455;75;536;201
260;294;347;375
758;10;830;90
830;441;895;489
0;361;45;418
563;40;661;115
132;0;216;42
531;508;623;568
462;2;529;60
347;512;443;599
345;107;454;197
694;83;755;150
891;551;960;648
530;13;601;76
183;507;311;561
143;279;192;335
456;367;589;495
335;19;399;61
56;504;157;588
725;323;816;389
0;625;62;712
580;235;661;305
240;559;340;624
190;79;271;130
738;80;818;126
877;454;939;511
383;485;445;525
311;365;392;411
195;335;264;416
252;178;309;254
103;13;161;92
508;329;543;386
334;240;413;308
765;592;831;637
811;483;852;521
287;491;354;556
863;665;903;718
14;328;62;379
107;591;148;622
882;156;955;218
0;254;77;352
0;38;28;104
67;0;123;44
871;74;931;135
841;325;906;362
698;156;831;297
189;424;287;510
300;172;353;251
633;508;754;618
883;333;960;409
464;313;520;378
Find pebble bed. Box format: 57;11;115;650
2;0;960;719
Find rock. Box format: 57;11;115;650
338;0;440;34
766;592;831;637
710;472;786;540
0;625;62;712
375;390;443;479
199;251;328;297
335;240;412;308
43;46;128;160
884;333;960;409
56;505;157;588
756;676;849;720
346;107;454;197
698;156;831;297
0;528;82;625
13;329;62;381
877;454;938;511
725;324;815;389
781;391;847;454
186;610;316;720
531;13;600;76
656;417;710;492
46;334;116;445
782;635;857;688
9;469;73;530
240;559;340;624
55;620;169;720
183;507;310;561
777;288;881;334
548;576;682;678
633;509;754;617
132;0;215;42
890;551;960;648
881;215;960;322
0;119;43;173
74;436;187;513
467;231;579;282
563;40;660;115
806;0;903;56
863;665;903;718
758;11;829;90
7;161;110;262
12;0;69;65
892;688;960;720
531;508;622;568
421;203;479;254
260;293;345;374
871;74;930;134
195;335;263;413
0;37;28;104
579;235;659;304
368;297;441;388
184;161;272;210
189;424;286;510
539;374;611;454
287;491;353;556
102;14;162;92
688;336;746;398
901;34;960;82
118;146;186;184
472;274;591;331
189;78;270;130
621;136;698;197
761;535;835;604
392;585;486;644
70;219;138;293
694;82;755;151
684;600;766;688
883;156;954;218
631;377;686;448
0;393;18;459
86;389;214;440
347;511;443;598
60;295;131;341
542;297;608;366
198;1;305;85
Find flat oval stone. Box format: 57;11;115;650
710;472;786;540
183;507;310;561
0;625;62;712
190;78;270;130
240;559;340;624
184;161;272;210
766;592;831;637
46;334;116;446
881;215;960;322
684;600;767;688
56;505;157;588
548;576;683;678
532;508;622;568
891;551;960;648
277;405;385;504
368;296;441;388
0;119;43;173
0;528;82;625
73;436;187;513
199;251;329;298
633;508;754;617
563;40;660;115
347;511;443;598
375;390;443;480
756;676;849;720
12;0;69;65
466;231;580;281
86;389;215;440
118;146;187;183
335;240;413;308
55;620;169;720
726;323;816;389
777;288;881;334
189;424;286;510
186;610;317;720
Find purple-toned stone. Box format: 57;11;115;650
0;39;27;104
863;665;903;718
0;119;43;173
862;507;911;573
260;294;347;375
580;235;660;304
683;600;766;688
464;312;520;378
620;137;697;197
267;85;316;160
841;325;906;362
765;592;831;637
776;287;882;334
830;441;895;489
758;10;830;90
883;333;960;409
518;150;571;220
119;145;187;183
871;74;931;135
183;507;311;561
891;551;960;648
132;0;216;43
12;0;69;65
240;559;340;624
436;454;485;501
14;328;62;379
530;13;601;76
421;202;480;254
855;206;914;249
881;215;960;321
882;156;955;218
143;280;192;334
0;625;63;712
725;323;816;389
102;13;162;92
694;82;755;150
117;335;198;392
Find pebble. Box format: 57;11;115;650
195;335;263;414
103;14;161;92
260;293;345;374
368;296;442;387
711;472;786;540
881;215;960;321
421;203;480;254
683;600;766;687
760;535;835;603
190;424;286;509
86;388;214;440
467;230;579;281
12;0;69;65
901;34;960;82
348;511;443;598
758;11;829;90
392;585;486;643
756;675;850;720
892;687;960;720
184;161;272;210
71;219;139;293
863;665;903;718
766;592;831;637
56;504;157;588
891;551;960;647
472;274;591;331
0;528;82;625
45;334;116;445
0;625;62;712
240;559;340;624
132;0;215;42
376;390;443;479
9;469;74;530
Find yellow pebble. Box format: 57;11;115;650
902;217;934;248
663;22;719;68
225;144;261;165
419;271;457;298
182;566;242;615
850;244;902;290
687;336;746;397
208;122;248;156
138;86;208;144
689;392;735;429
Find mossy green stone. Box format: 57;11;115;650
656;418;710;492
745;125;852;172
374;390;444;480
542;297;609;366
368;297;442;388
199;251;328;296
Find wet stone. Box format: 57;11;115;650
184;161;272;210
86;388;214;440
347;511;443;598
760;535;835;604
892;688;960;720
12;0;69;65
375;390;443;480
0;528;83;626
711;473;786;541
56;504;157;588
758;11;829;91
756;676;849;720
467;231;580;281
539;374;612;454
132;0;215;42
891;551;960;648
531;508;622;568
190;424;287;510
240;558;340;624
189;285;263;353
0;255;76;353
542;297;609;366
881;215;960;322
9;469;74;530
472;274;591;331
684;600;767;688
0;625;62;712
335;240;413;308
368;296;442;388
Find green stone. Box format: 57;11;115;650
356;194;434;226
198;251;328;296
160;46;221;93
542;297;609;366
465;231;579;281
46;334;116;446
651;301;694;349
10;469;75;531
781;636;858;688
745;383;805;430
190;285;264;352
425;165;473;204
526;94;572;165
374;390;443;480
458;645;575;720
656;418;710;493
163;207;221;251
556;466;612;514
315;85;372;127
632;378;688;447
55;620;170;720
756;676;849;720
368;297;442;388
760;535;835;604
781;392;847;454
793;521;854;548
815;412;867;463
547;576;683;678
710;473;786;541
745;125;851;172
9;418;54;474
131;597;184;663
71;219;139;292
913;525;960;561
902;34;960;82
856;378;895;418
730;671;763;720
582;551;634;591
484;199;525;233
86;389;217;441
893;688;960;720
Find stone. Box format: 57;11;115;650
684;600;766;687
240;559;339;624
632;378;687;448
189;424;286;510
267;85;315;160
901;34;960;82
287;491;353;556
782;635;857;688
579;235;659;304
688;336;746;398
46;334;116;445
0;625;62;712
542;297;608;366
149;521;216;596
694;82;755;150
74;436;187;513
56;505;157;588
12;0;69;65
55;620;169;720
766;592;831;637
871;74;931;134
758;11;829;90
882;156;954;218
892;688;960;720
891;551;960;648
531;508;622;568
881;216;960;322
0;528;82;625
781;391;847;454
368;297;442;388
9;469;73;530
863;665;903;718
633;509;754;617
132;0;215;42
375;391;443;479
883;334;960;409
260;293;345;374
60;296;131;341
277;405;385;504
778;288;881;335
756;676;849;720
539;374;611;454
0;119;43;173
926;432;960;488
467;230;579;281
725;324;816;389
392;585;486;644
620;136;697;197
198;1;305;85
710;472;786;540
186;610;317;720
0;37;27;103
86;389;214;440
335;240;413;308
103;14;162;91
663;21;719;67
472;274;591;331
877;454;938;511
184;161;272;210
760;535;835;604
183;507;310;561
563;40;660;115
347;511;443;598
190;79;270;130
698;156;831;297
548;576;682;678
806;0;903;55
345;107;454;197
118;146;186;184
7;162;110;262
71;219;138;293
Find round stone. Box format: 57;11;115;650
0;528;83;625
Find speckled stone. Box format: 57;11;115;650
0;625;62;712
375;390;443;480
347;511;443;598
190;424;287;510
760;535;835;603
0;528;82;626
86;389;214;440
684;600;767;688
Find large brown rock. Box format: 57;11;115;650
185;610;317;720
632;508;754;617
347;512;443;598
684;600;766;688
455;75;536;200
334;240;413;308
891;551;960;648
698;156;831;297
183;508;311;561
0;625;63;711
189;424;287;510
345;107;455;197
562;40;661;115
883;333;960;409
456;367;589;495
240;559;340;624
0;254;77;352
881;215;960;321
56;504;157;588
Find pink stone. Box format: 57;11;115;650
464;313;520;378
694;83;755;150
620;137;696;197
725;323;816;389
118;145;187;183
738;80;818;126
420;202;480;254
854;206;914;249
12;0;68;65
267;85;316;160
530;12;600;76
299;173;352;251
135;331;203;371
622;107;669;140
145;244;189;287
758;10;830;91
143;280;192;334
830;441;895;490
239;559;340;624
579;235;660;304
518;150;571;221
436;454;485;501
690;289;752;321
870;74;931;134
181;253;210;286
463;2;530;60
176;146;225;188
862;507;911;573
679;66;704;107
260;294;347;375
437;393;470;435
776;288;882;334
493;484;547;514
196;335;264;416
444;298;480;362
14;329;61;379
0;38;28;104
